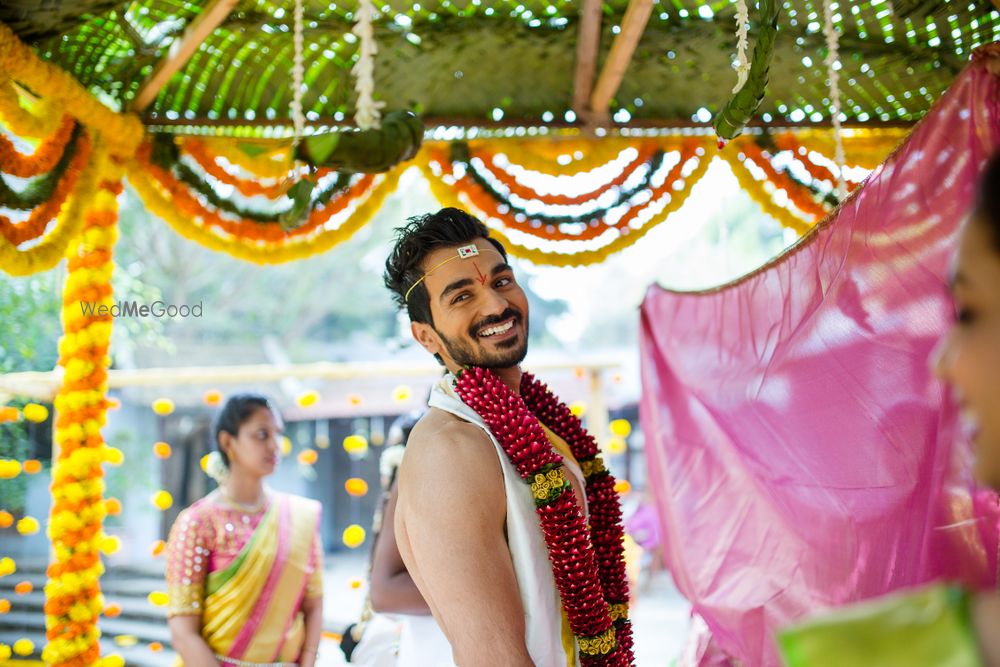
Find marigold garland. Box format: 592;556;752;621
181;137;294;199
470;143;660;207
0;114;75;178
128;162;401;264
482;137;641;176
426;144;703;243
134;142;370;242
0;127;90;246
0;24;142;158
190;137;295;179
0;78;61;139
736;140;830;220
454;368;633;666
0;131;99;277
45;150;124;667
720;149;815;235
421;145;713;266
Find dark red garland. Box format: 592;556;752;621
454;367;634;666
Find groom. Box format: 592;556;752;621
383;208;632;667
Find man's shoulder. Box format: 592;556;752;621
403;408;499;474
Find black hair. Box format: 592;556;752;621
383;207;507;326
213;393;279;467
975;151;1000;252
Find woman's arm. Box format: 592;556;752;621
369;481;432;615
298;595;323;667
167;615;221;667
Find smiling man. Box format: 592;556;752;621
383;208;634;667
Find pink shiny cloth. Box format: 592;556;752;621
639;52;1000;667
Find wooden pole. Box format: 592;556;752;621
589;0;654;120
130;0;240;112
572;0;604;117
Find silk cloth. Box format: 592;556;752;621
166;492;323;665
638;49;1000;666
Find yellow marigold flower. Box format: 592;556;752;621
569;401;587;418
114;634;139;647
69;603;93;622
203;389;223;406
296;390;320;408
343;434;368;455
344;478;368;497
392;385;412;402
0;644;10;660
342;524;366;549
280;436;292;456
348;394;363;407
100;654;126;667
0;557;15;577
151;398;175;416
609;418;632;438
104;446;125;466
151;490;173;511
297;449;318;466
15;516;39;535
606;437;627;455
147;591;169;607
22;402;49;423
0;459;21;479
614;480;632;495
99;535;121;555
350;578;363;589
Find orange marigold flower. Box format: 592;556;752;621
105;497;123;516
13;581;32;595
149;642;164;652
0;511;13;528
104;603;122;618
21;460;42;475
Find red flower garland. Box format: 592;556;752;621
454;367;634;666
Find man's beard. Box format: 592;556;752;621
435;307;529;370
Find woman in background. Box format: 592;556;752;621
166;393;324;667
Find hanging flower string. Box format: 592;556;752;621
732;0;750;93
291;0;306;146
352;0;386;130
823;0;847;199
454;368;634;665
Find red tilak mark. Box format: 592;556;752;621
473;262;488;286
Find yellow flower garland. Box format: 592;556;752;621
720;149;816;236
190;137;295;180
0;23;143;158
466;136;646;176
127;162;401;264
0;133;102;277
45;155;125;667
419;147;714;267
0;77;61;139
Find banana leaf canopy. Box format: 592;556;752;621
1;0;996;133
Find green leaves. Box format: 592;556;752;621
713;0;780;141
295;110;423;174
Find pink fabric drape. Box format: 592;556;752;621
639;51;1000;667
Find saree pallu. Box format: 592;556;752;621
181;494;321;666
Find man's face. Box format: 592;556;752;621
411;238;530;372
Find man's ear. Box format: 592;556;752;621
411;321;442;357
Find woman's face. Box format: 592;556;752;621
934;217;1000;488
221;406;283;479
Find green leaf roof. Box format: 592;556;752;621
3;0;997;128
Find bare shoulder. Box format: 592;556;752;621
404;408;499;471
398;408;504;509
